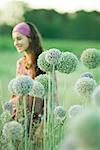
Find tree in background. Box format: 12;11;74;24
1;0;100;40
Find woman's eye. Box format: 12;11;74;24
17;37;22;40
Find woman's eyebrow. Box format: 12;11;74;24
15;35;22;40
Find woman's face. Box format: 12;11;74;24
12;32;30;53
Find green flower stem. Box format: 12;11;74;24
51;65;55;149
82;96;91;108
47;65;56;150
47;72;51;126
63;76;67;106
51;65;55;111
23;96;28;150
43;96;47;150
15;96;19;121
0;82;3;112
59;125;63;145
8;141;15;150
29;96;36;142
46;71;51;149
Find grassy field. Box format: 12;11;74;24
0;36;100;150
0;36;100;108
1;35;100;55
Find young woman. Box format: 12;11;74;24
11;22;45;143
11;22;58;147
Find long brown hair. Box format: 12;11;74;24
26;22;44;75
27;23;44;58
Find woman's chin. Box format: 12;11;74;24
17;49;24;53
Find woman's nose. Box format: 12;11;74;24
14;40;19;46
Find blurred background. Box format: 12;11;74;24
0;0;100;105
0;2;100;149
1;0;100;40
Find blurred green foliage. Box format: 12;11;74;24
0;9;100;40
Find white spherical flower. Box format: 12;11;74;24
75;77;97;97
54;106;66;119
68;105;83;119
3;101;13;113
0;111;12;125
37;51;53;72
35;74;52;95
81;72;94;79
45;48;61;65
29;80;45;98
81;48;100;69
70;110;100;149
57;52;79;74
13;75;33;95
8;78;16;94
60;135;77;150
92;85;100;106
3;121;23;142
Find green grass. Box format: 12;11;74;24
1;35;100;56
44;39;100;57
0;37;100;106
0;51;18;100
0;37;100;150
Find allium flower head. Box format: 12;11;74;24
60;135;77;150
70;110;100;149
29;80;45;98
35;74;52;95
68;105;83;119
3;101;13;113
3;121;23;141
45;48;61;65
57;52;79;74
81;48;100;69
37;51;53;72
8;78;16;94
54;106;66;119
13;75;33;95
75;77;97;97
0;111;12;125
81;72;94;79
92;85;100;106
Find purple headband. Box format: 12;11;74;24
12;22;31;37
